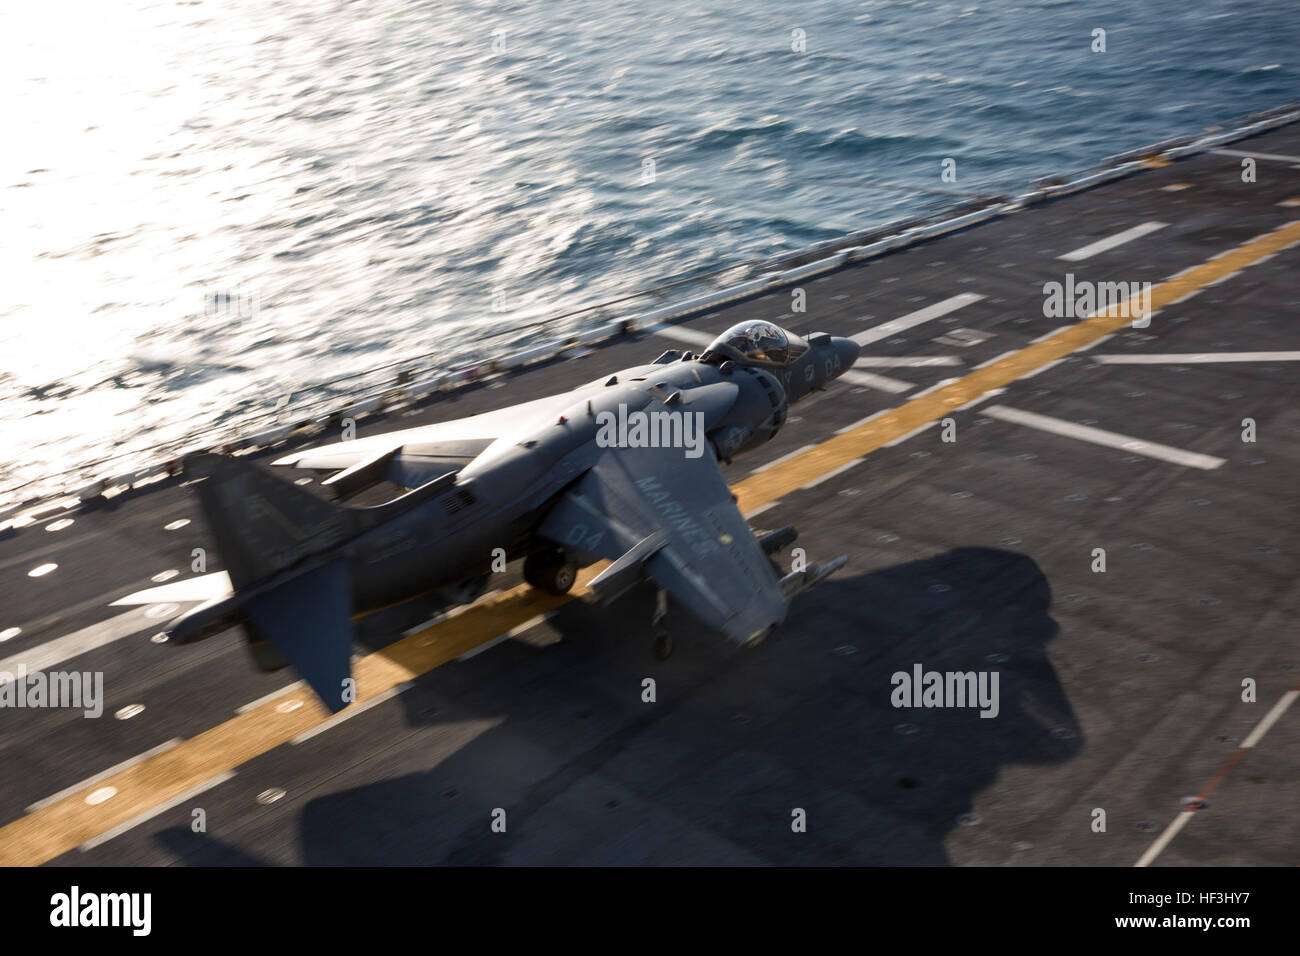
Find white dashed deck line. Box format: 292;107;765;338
27;738;183;813
78;771;237;852
1058;221;1167;261
1093;351;1300;364
983;406;1226;470
850;294;984;346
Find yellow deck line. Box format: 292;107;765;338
4;219;1298;866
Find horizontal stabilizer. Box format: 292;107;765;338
779;555;848;600
321;446;401;497
245;559;354;713
757;525;798;556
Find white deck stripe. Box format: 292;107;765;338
0;607;158;675
1134;809;1194;868
1241;689;1299;749
1213;148;1300;165
855;355;962;368
1058;221;1167;261
983;405;1225;470
26;738;183;813
79;771;236;851
836;368;914;393
1094;351;1300;364
1136;688;1298;867
850;293;984;346
111;571;233;606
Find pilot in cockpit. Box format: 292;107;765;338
700;320;809;368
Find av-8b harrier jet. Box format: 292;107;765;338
167;321;861;711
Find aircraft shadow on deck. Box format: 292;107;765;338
155;546;1082;865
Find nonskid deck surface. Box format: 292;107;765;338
1;123;1298;866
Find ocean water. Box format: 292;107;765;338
1;0;1296;500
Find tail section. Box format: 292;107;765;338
188;452;382;590
181;453;388;712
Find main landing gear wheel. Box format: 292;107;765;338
524;549;577;595
652;630;674;660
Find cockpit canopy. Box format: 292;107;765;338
701;320;809;368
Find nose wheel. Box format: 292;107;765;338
652;630;674;660
523;549;578;595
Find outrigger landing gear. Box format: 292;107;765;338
651;588;673;659
523;548;578;596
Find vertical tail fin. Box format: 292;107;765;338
188;452;381;590
184;453;379;711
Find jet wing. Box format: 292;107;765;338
271;391;583;487
271;362;705;488
537;444;787;644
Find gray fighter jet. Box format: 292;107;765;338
167;321;861;711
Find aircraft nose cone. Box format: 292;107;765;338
834;337;861;373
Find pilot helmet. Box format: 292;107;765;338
701;320;806;368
